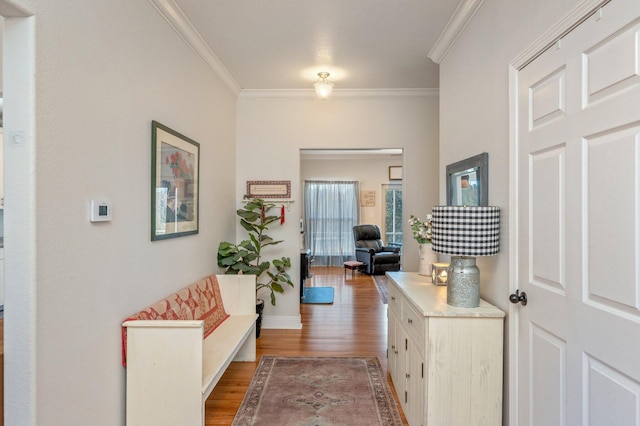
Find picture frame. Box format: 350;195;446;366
246;180;291;198
151;121;200;241
446;152;488;206
389;166;403;180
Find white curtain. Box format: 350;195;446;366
304;180;359;266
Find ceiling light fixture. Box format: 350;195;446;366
314;72;334;99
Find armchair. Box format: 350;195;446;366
353;224;401;275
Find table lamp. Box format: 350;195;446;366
431;206;500;307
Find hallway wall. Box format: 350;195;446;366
3;1;237;424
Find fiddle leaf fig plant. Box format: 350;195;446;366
217;198;294;305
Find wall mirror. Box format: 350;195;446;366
446;152;488;206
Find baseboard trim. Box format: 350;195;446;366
261;315;303;330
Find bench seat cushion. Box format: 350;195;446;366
127;275;229;338
122;275;230;366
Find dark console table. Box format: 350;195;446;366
300;249;312;301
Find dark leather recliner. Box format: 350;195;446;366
353;224;401;275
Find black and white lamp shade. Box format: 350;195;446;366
430;206;500;308
430;206;500;257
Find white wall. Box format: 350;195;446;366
4;1;237;424
301;156;403;228
237;94;439;325
438;0;583;421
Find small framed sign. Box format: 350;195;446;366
389;166;403;180
360;191;375;207
246;180;291;198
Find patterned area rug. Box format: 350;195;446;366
232;356;402;426
371;275;388;304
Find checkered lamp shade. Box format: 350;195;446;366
431;206;500;256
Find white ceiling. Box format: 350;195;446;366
172;0;464;91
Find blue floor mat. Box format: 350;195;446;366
301;287;335;304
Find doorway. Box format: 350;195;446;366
300;148;405;268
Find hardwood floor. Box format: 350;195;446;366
204;266;408;425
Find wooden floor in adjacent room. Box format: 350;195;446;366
205;266;408;425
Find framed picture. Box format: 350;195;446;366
246;180;291;198
151;121;200;240
389;166;403;180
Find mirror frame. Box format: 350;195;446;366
446;152;488;206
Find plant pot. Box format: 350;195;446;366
255;299;265;338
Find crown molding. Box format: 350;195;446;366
0;2;31;17
428;0;486;64
510;0;610;70
148;0;242;97
238;88;439;100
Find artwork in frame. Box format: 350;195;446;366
151;121;200;240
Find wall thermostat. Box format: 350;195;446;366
90;200;112;222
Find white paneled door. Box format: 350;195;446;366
515;1;640;424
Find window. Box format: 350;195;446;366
382;184;403;246
304;181;359;266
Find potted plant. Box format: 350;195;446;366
217;198;294;337
408;214;436;276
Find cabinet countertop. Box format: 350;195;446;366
386;271;505;319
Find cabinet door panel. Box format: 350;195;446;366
402;299;425;347
387;281;401;313
398;327;408;408
407;342;424;426
387;309;400;385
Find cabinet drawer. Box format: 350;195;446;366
402;299;425;347
387;281;401;314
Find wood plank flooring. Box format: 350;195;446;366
204;266;408;425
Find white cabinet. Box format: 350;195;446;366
386;272;505;426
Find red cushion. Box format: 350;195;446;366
122;275;229;366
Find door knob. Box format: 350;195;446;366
509;289;527;306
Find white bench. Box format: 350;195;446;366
122;274;258;426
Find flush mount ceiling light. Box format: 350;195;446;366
314;72;334;99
